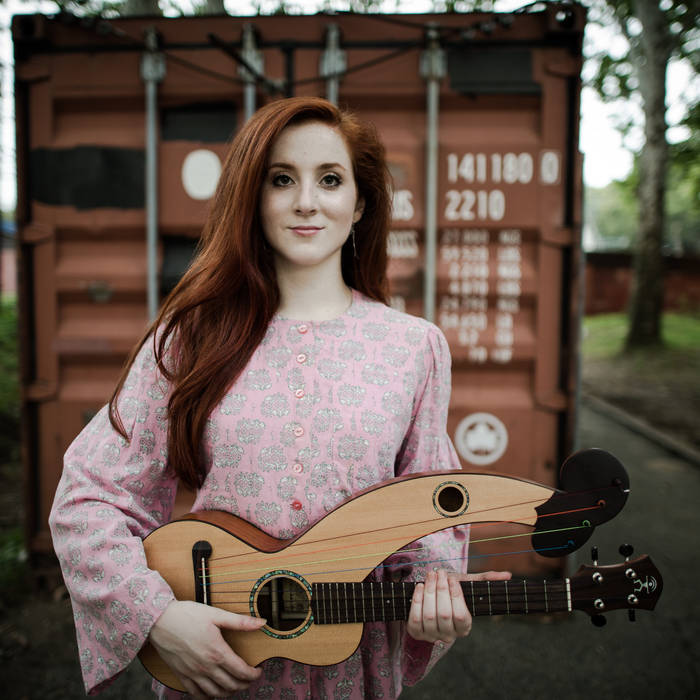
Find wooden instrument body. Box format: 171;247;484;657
139;471;552;689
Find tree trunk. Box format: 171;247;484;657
625;1;672;348
202;0;226;13
120;0;162;16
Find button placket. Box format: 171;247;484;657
289;323;310;513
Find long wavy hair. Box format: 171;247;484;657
109;97;392;490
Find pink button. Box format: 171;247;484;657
295;388;305;399
291;500;303;511
296;353;307;364
293;426;304;437
293;462;303;474
298;324;308;334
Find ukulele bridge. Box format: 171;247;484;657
192;540;213;605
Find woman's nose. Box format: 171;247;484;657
294;181;318;214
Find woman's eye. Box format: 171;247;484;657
272;173;293;186
321;173;341;188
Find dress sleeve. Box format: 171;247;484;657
49;335;179;695
389;324;470;687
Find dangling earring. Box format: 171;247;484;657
351;224;358;259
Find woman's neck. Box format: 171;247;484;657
275;265;353;322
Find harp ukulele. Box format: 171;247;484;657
139;449;661;692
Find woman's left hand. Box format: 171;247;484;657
407;569;512;643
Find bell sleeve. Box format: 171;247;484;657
48;334;179;695
389;323;470;688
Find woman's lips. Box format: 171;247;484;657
291;226;322;236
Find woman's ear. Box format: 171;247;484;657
353;197;365;223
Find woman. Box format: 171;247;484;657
50;97;508;699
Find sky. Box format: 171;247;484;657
0;0;695;211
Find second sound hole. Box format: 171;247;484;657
437;485;467;514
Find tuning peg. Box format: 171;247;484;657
591;614;607;627
628;610;636;622
619;544;634;560
591;546;599;565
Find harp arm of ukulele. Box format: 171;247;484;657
140;450;630;690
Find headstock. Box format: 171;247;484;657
570;548;663;624
533;449;630;557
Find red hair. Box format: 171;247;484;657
109;97;392;490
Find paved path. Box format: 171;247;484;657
400;404;699;699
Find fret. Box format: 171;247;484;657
371;582;376;621
380;581;385;621
352;582;358;623
565;578;572;612
505;579;510;614
470;580;476;615
343;582;348;623
523;580;528;614
315;583;321;624
487;580;492;616
391;581;396;621
336;582;341;624
362;582;367;622
543;580;548;613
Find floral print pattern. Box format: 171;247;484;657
50;291;468;698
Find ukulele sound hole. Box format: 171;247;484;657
433;482;469;517
254;573;312;636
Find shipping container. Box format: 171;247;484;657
13;5;586;574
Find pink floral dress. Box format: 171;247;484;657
50;290;469;698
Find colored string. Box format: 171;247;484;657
204;507;599;581
203;531;587;593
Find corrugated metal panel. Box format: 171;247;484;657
14;6;585;574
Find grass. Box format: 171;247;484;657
582;312;700;361
581;312;700;450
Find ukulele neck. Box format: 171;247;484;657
310;579;570;624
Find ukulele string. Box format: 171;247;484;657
205;487;606;567
204;481;616;567
205;544;578;604
204;522;592;592
203;503;600;581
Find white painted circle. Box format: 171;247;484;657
454;412;508;466
181;149;222;200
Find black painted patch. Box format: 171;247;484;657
30;146;145;210
448;47;540;95
161;102;237;143
161;236;199;295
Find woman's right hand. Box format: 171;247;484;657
148;600;267;699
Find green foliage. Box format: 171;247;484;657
585;179;638;249
0;528;29;605
667;103;700;254
0;300;19;464
585;119;699;255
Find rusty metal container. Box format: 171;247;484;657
14;5;586;574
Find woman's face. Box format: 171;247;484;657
260;121;364;277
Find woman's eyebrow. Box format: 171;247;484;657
317;162;347;171
267;161;347;171
268;161;295;170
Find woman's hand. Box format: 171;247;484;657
407;569;512;643
148;600;267;699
